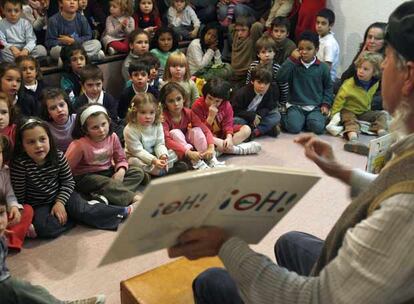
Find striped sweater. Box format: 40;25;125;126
10;151;74;206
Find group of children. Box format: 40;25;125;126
0;1;392;303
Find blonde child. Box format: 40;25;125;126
124;92;188;175
101;0;135;55
167;0;200;40
122;29;150;81
0;93;16;147
162;51;199;106
16;55;45;102
133;0;161;35
66;104;146;206
331;51;388;155
0;135;34;251
160;82;224;170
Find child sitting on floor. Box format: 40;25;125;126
331;51;388;155
269;16;296;65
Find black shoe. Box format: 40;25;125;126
168;161;189;174
267;124;281;137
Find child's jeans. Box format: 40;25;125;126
282;106;326;135
234;110;281;135
170;127;208;155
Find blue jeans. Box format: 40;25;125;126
234;111;281;135
217;3;258;21
282;106;327;134
193;231;324;303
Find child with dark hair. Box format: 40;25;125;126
167;0;200;40
119;59;159;119
133;0;161;35
269;16;296;65
122;29;150;81
315;8;340;82
232;64;281;138
0;93;16;147
277;30;333;134
230;16;264;86
140;52;162;89
186;22;233;80
60;43;89;103
150;26;179;74
15;55;45;103
192;78;261;155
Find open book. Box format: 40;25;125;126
100;166;320;266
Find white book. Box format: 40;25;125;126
366;134;396;173
100;166;320;266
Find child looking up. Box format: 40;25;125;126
162;51;199;106
192;78;262;155
0;0;47;62
134;0;161;36
124;92;188;176
150;27;179;75
101;0;135;55
0;92;16;147
246;35;289;106
269;16;296;65
277;31;333;134
122;29;150;81
315;8;340;82
16;55;45;102
45;0;104;61
167;0;200;40
331;52;388;155
160;82;223;170
119;60;159;119
66;104;146;207
60;43;88;104
232;65;281;139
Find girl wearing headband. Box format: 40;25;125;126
66;104;146;208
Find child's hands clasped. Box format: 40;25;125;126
320;104;330;116
201;146;215;160
186;150;202;162
152;158;168;169
51;201;67;225
7;206;22;227
58;35;75;45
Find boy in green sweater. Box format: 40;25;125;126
331;51;388;155
277;31;333;134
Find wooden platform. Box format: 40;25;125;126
120;257;224;304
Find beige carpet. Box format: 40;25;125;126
7;133;367;303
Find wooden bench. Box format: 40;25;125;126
120;257;224;304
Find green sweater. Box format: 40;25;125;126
277;56;333;107
331;77;379;116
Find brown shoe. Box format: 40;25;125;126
344;140;369;155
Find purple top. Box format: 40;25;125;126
46;114;76;152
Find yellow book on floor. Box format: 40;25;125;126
100;166;320;266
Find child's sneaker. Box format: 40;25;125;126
192;159;210;170
168;161;189;174
207;157;226;168
64;294;106;304
233;141;262;155
96;50;105;60
344;140;369;156
266;124;281;137
107;47;116;55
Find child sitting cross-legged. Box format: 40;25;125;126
192;78;261;155
331;51;388;155
232;64;281;139
277;31;333;134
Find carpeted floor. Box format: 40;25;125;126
7;133;368;303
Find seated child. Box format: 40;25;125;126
0;0;47;63
160;82;224;170
22;0;49;45
269;16;296;65
265;0;294;28
315;8;340;82
133;0;161;36
217;0;238;27
119;60;159;119
66;104;146;207
101;0;135;55
122;29;150;81
16;55;45;103
142;52;162;89
246;35;289;106
40;87;76;152
192;78;262;155
0;92;16;147
232;65;281;138
45;0;104;61
124;92;188;176
162;51;199;106
0;135;33;251
150;27;179;76
167;0;200;40
331;51;388;155
60;44;88;104
0;196;106;303
277;31;333;134
78;0;107;39
230;16;264;86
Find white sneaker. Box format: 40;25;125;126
233;141;262;155
192;159;210;170
64;294;106;304
107;47;116;55
207;157;226;168
96;50;105;60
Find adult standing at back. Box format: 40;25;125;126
168;2;414;303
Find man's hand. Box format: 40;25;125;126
168;227;229;260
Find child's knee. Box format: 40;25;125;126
306;120;326;135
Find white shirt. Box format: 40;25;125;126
317;32;340;81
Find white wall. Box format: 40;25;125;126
327;0;403;73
